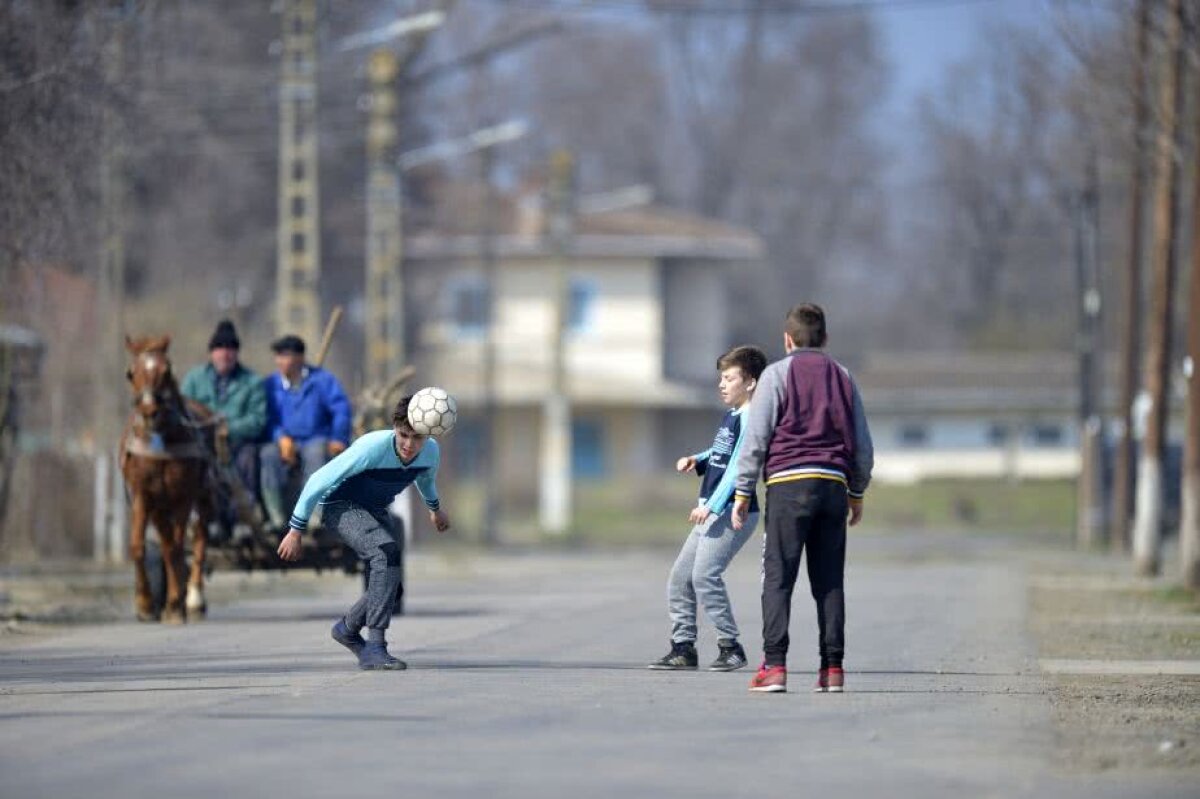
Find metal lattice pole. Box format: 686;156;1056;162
276;0;322;346
364;49;403;388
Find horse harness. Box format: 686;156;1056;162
124;351;216;461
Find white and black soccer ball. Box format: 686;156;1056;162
407;386;457;436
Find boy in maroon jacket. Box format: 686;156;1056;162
732;303;874;694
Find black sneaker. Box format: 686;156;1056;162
708;639;748;671
647;641;698;670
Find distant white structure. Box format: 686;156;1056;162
856;351;1155;484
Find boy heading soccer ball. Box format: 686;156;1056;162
277;396;451;670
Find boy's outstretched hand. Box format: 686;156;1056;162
277;528;303;561
676;456;697;473
430;509;451;533
848;497;864;527
731;496;750;530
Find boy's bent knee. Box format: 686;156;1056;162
378;541;401;568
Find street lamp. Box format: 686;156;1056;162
336;11;445;53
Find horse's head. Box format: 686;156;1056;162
125;334;178;427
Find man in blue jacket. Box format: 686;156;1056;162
259;334;353;531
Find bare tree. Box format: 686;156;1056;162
908;25;1076;348
0;3;108;287
651;9;890;351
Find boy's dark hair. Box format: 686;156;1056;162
717;345;768;381
392;395;416;431
785;303;827;348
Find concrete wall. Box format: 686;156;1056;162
661;261;726;384
410;257;665;403
870;414;1079;450
872;448;1081;484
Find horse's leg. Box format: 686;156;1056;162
186;492;210;618
154;508;188;624
129;493;157;622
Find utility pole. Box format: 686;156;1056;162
1112;0;1151;553
1133;0;1185;577
1074;152;1106;548
347;9;444;386
93;1;130;564
480;143;500;546
539;150;575;536
1181;57;1200;590
364;48;403;388
276;0;322;346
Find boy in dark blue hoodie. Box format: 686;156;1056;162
648;345;767;673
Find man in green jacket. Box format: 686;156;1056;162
181;320;267;513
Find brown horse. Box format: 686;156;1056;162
120;335;216;623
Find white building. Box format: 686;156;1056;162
403;192;764;499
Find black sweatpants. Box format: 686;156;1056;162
761;479;848;668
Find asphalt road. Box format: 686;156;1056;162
0;532;1194;799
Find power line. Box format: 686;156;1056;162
472;0;1002;16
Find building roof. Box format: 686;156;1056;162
853;351;1129;415
407;180;764;261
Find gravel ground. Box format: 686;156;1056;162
1028;553;1200;773
1048;676;1200;771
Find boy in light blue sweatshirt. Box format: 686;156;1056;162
277;396;451;671
648;345;767;672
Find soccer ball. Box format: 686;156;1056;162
407;386;457;436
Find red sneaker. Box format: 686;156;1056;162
814;666;844;693
748;663;787;693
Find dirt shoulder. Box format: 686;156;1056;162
1027;553;1200;773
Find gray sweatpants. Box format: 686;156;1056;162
323;501;401;637
667;508;759;644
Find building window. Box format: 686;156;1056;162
447;277;489;334
897;423;929;448
572;418;607;479
988;423;1010;447
568;279;596;334
1030;423;1064;447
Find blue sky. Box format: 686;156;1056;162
878;0;1056;117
